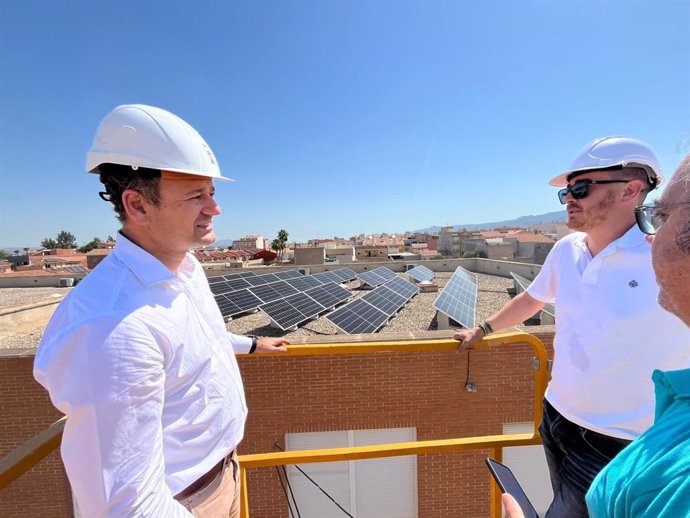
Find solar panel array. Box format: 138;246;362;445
510;272;556;317
326;276;420;334
210;268;356;324
64;265;89;274
407;264;435;283
433;266;478;328
356;266;398;288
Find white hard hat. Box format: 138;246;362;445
86;104;232;181
549;136;663;189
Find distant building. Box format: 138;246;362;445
355;245;389;262
294;247;326;265
324;246;355;263
504;230;556;264
438;227;471;257
233;235;267;251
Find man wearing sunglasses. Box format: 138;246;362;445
455;136;690;518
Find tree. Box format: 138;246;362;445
41;237;58;249
78;237;102;254
273;229;289;261
270;238;281;257
0;250;7;259
56;230;78;249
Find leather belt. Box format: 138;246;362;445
174;450;235;501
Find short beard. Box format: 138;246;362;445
567;191;616;232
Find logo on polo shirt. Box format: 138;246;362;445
628;280;639;288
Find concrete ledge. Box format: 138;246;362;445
0;300;61;341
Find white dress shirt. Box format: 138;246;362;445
34;234;252;517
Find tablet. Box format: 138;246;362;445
485;457;540;518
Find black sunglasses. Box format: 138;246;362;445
557;179;631;204
634;201;690;235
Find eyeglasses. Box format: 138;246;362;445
557;179;631;204
634;201;690;235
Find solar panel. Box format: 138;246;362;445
356;270;388;288
215;294;241;317
312;271;342;284
383;276;420;299
407;265;435;283
372;267;397;280
433;267;478;328
259;300;304;330
286;275;323;292
260;293;325;330
285;292;324;320
326;298;390;334
360;287;407;316
209;281;232;295
248;283;285;303
510;272;556;317
304;282;351;308
215;289;263;318
208;275;226;285
244;275;273;287
331;267;357;282
273;270;303;280
65;266;89;274
269;280;300;298
226;289;264;313
226;277;252;291
223;271;257;280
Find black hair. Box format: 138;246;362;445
97;163;162;223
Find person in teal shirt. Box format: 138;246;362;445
503;153;690;518
585;368;690;517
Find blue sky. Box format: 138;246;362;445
1;1;688;248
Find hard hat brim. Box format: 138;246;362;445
548;162;661;188
161;170;234;181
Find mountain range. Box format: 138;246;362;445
416;210;567;233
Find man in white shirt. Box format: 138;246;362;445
454;137;690;518
34;104;289;518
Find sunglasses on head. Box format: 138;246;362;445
634;201;690;235
557;179;631;204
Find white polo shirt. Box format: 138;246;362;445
34;234;253;518
528;225;690;440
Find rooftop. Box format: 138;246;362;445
0;272;520;350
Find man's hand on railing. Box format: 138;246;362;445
256;337;290;353
502;493;525;518
453;327;485;354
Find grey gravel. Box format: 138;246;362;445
0;287;72;311
1;273;520;350
0;288;73;351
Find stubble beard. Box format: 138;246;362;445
566;191;616;232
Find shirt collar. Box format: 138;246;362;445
578;224;647;255
113;232;197;287
612;224;647;250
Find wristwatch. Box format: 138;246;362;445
248;335;258;354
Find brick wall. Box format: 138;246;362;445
0;332;553;518
0;356;72;518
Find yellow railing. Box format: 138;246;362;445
0;331;548;518
237;331;549;518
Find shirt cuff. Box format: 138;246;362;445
230;333;254;354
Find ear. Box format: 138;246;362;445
621;179;645;203
122;189;153;226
